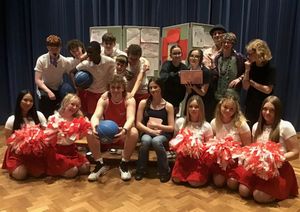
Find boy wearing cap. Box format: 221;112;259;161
203;24;227;69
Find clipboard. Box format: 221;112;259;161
179;70;203;84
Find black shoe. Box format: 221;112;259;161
160;173;171;183
135;171;144;181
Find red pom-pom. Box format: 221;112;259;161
47;117;91;143
204;136;242;170
238;141;285;180
170;129;206;159
7;125;51;156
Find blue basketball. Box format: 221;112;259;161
74;70;93;89
96;120;119;144
59;82;76;99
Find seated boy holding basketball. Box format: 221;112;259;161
87;74;138;181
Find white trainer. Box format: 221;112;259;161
119;161;131;181
88;162;110;181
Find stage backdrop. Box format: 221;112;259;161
1;0;300;130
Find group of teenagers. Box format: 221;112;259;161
1;24;299;204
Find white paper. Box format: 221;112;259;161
126;28;141;47
141;28;160;43
146;57;159;76
141;43;159;58
192;25;214;48
90;28;107;43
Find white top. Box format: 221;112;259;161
101;47;127;58
127;57;150;94
34;53;73;90
203;46;220;68
5;111;47;130
175;117;213;141
66;57;81;70
210;119;250;143
76;55;115;94
252;120;296;152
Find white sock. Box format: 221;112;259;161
96;158;103;164
121;158;128;162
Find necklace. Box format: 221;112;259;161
219;56;232;76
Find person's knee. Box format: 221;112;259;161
239;184;251;198
188;180;206;188
213;174;226;187
11;165;28;180
63;166;79;178
152;137;166;149
79;163;90;174
253;190;275;203
227;177;239;190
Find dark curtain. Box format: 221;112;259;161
1;0;300;130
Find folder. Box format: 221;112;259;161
179;70;203;84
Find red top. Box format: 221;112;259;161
104;98;126;127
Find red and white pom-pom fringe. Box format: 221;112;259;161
238;141;285;180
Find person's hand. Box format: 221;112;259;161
244;60;251;71
229;78;241;88
143;64;150;72
113;127;126;142
150;129;162;136
47;90;56;100
127;92;134;100
185;81;194;89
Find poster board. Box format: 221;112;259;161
123;26;160;76
161;23;214;63
89;26;124;51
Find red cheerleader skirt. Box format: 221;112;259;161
172;154;210;184
233;162;298;200
2;146;47;177
46;143;88;176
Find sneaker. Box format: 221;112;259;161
119;161;131;181
160;173;171;183
87;162;109;181
135;171;145;181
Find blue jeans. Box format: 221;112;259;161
137;134;170;175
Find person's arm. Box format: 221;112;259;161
242;60;251;90
35;71;55;100
284;135;299;161
4;128;12;140
130;70;145;97
239;131;252;146
123;96;136;131
188;83;209;96
90;97;107;135
136;100;155;134
249;80;273;94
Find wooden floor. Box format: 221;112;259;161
0;128;299;212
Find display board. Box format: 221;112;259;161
161;23;214;63
123;26;160;76
89;26;124;51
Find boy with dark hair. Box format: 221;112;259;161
76;41;115;118
101;32;126;58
